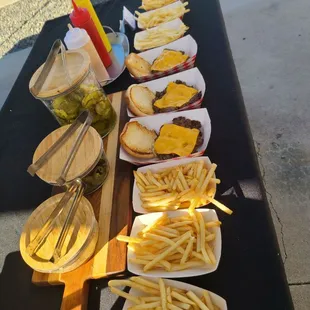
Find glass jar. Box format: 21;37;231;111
29;50;116;138
44;71;116;138
79;146;109;194
20;192;98;273
32;124;109;195
82;153;109;194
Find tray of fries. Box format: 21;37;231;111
127;35;197;83
117;209;222;277
134;18;189;51
109;276;227;310
120;108;212;165
136;1;190;29
139;0;179;11
127;68;206;117
133;156;218;213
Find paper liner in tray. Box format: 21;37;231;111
132;156;216;214
119;108;211;166
127;209;222;278
137;1;185;29
132;35;197;83
123;277;227;310
134;18;187;51
127;67;206;117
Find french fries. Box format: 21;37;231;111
136;2;190;29
117;210;219;272
109;276;222;310
135;23;189;50
139;0;177;11
134;160;232;215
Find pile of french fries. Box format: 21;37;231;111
134;161;232;215
136;2;190;29
117;210;221;272
135;24;189;50
139;0;177;11
109;276;221;310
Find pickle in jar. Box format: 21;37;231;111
51;82;116;137
52;96;80;123
83;158;109;193
82;90;103;109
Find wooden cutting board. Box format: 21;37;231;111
32;91;133;310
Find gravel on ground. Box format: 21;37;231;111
0;0;106;58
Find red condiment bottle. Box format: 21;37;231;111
70;0;112;67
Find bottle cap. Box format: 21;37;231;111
70;0;90;26
64;26;90;50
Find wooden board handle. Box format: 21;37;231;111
61;280;89;310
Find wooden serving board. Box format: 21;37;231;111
32;91;133;310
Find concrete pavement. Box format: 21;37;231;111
0;0;19;9
0;47;31;109
0;0;105;57
220;0;310;308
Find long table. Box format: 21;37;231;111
0;0;294;309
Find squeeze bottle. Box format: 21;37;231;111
64;25;110;84
70;0;112;67
74;0;112;52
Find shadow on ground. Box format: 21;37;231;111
4;34;38;56
0;252;63;310
0;251;127;310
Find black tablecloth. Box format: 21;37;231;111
0;0;294;309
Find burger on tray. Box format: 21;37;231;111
119;108;211;165
126;35;197;82
126;68;206;117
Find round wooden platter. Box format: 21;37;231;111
20;194;98;274
31;91;133;310
33;125;102;184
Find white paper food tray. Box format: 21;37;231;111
122;277;227;310
133;156;216;213
131;35;198;83
127;209;222;278
119;108;211;166
137;1;185;29
127;67;206;117
134;19;187;51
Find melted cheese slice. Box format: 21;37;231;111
151;50;189;72
154;82;198;109
154;124;200;157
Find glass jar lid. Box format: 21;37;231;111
33;125;103;184
29;49;91;99
19;193;96;273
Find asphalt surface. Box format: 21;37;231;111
0;0;107;58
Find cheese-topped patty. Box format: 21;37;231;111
151;50;189;72
154;124;200;157
154;82;198;109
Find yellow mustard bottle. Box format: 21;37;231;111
74;0;112;52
